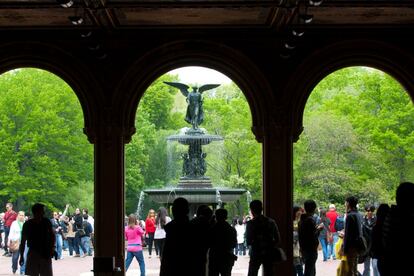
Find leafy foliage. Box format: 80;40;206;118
294;67;414;210
0;69;93;214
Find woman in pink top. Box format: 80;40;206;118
125;214;145;275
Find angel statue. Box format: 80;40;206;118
164;82;220;129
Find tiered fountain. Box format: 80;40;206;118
142;81;246;217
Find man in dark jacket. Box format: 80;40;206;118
246;200;280;276
298;200;321;276
208;208;237;276
343;196;363;276
382;182;414;276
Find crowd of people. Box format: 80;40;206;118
0;203;94;275
125;198;280;276
1;181;413;276
294;181;414;276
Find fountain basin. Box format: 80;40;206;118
144;187;246;204
167;133;223;145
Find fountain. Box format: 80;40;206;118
144;81;246;217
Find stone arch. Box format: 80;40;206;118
0;41;102;141
115;40;273;142
285;39;414;139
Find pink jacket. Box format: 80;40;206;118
125;225;144;252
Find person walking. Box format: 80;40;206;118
298;200;322;276
4;203;17;257
293;205;304;276
234;218;246;256
326;204;339;260
145;209;157;258
343;196;363;276
371;203;389;276
125;214;145;276
246;200;281;276
382;182;414;276
154;207;171;260
190;205;213;276
208;208;237;276
8;211;26;274
79;214;93;258
160;198;192;276
64;216;76;256
362;204;376;276
317;209;331;262
50;211;64;260
19;203;55;276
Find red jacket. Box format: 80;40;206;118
4;210;17;227
326;210;338;233
145;217;156;233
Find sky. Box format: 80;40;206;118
168;66;232;85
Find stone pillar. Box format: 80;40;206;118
86;126;129;276
258;122;294;275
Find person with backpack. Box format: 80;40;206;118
326;204;339;260
246;200;281;276
79;214;93;257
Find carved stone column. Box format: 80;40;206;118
85;125;133;276
254;120;295;275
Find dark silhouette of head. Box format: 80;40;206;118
31;203;45;219
249;200;263;217
196;204;213;220
345;196;358;210
376;204;390;225
172;197;189;219
215;208;228;222
304;200;317;214
396;182;414;210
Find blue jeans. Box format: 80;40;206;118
67;237;75;256
328;233;339;259
363;257;379;276
55;234;63;259
12;242;28;274
80;236;90;256
319;237;328;261
125;250;145;276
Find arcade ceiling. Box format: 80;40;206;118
0;1;413;30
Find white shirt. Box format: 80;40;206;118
154;216;171;239
8;220;24;242
235;224;245;244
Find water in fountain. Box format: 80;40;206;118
135;191;145;219
246;191;252;205
216;189;223;209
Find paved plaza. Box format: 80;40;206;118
0;248;367;276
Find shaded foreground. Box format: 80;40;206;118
0;248;365;276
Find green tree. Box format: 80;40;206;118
0;68;92;212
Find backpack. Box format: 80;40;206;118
335;216;345;231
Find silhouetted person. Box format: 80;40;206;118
362;204;376;276
382;182;414;276
207;208;237;276
246;200;280;276
298;200;320;276
371;203;389;276
343;196;362;276
160;197;192;276
19;203;55;276
191;205;213;276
